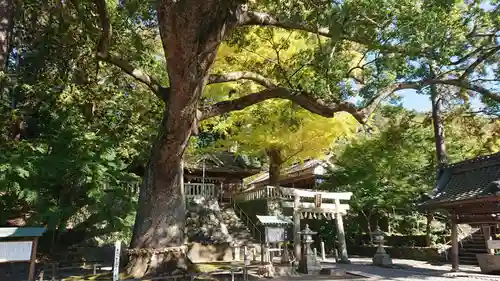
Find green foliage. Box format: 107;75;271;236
0;0;163;247
322;105;499;234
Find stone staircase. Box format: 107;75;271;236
185;197;257;246
459;228;488;265
219;202;257;245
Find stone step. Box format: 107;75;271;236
459;248;488;254
459;256;479;265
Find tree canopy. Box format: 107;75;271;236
322;105;500;235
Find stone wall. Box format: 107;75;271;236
348;245;445;262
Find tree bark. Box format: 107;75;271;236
126;1;241;277
430;69;448;176
425;213;434;246
266;147;283;187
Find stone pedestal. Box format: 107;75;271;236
280;243;290;264
372;252;393;266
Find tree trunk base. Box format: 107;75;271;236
125;247;196;278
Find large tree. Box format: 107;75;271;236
89;0;499;277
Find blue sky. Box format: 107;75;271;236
396;89;484;112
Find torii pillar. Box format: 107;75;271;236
335;198;350;263
293;192;302;261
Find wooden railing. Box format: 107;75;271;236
232;186;293;202
184;183;217;198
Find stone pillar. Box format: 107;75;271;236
234;243;241;261
451;215;459;272
320;241;326;261
293;193;301;261
481;224;495;255
335;198;349;263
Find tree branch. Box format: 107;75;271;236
238;11;405;54
207;71;277;88
238;11;331;37
459;45;500;80
201;87;366;123
426;79;500;102
93;0;167;100
200;77;500;126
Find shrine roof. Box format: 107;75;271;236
184;151;262;177
256;215;293;226
422;152;500;208
249;159;330;185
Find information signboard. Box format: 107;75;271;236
0;241;33;262
266;227;285;243
113;240;121;281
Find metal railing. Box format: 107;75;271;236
230;198;262;244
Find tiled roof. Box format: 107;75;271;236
423;152;500;206
256;215;293;226
184;151;262;175
0;227;46;238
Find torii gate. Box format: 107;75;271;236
284;188;352;263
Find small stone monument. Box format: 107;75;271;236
297;224;321;274
371;226;392;266
281;241;290;264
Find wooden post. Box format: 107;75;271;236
451;214;459;272
335;198;349;263
28;237;39;281
293;192;301;261
51;262;57;281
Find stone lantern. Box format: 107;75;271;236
297;224;321;274
371;226;392;266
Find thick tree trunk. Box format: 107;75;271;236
266;148;284;216
127;110;190;277
267;148;283;186
430;69;448;177
425;213;434;246
126;1;240;278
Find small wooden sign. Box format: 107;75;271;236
0;227;45;281
314;194;322;208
